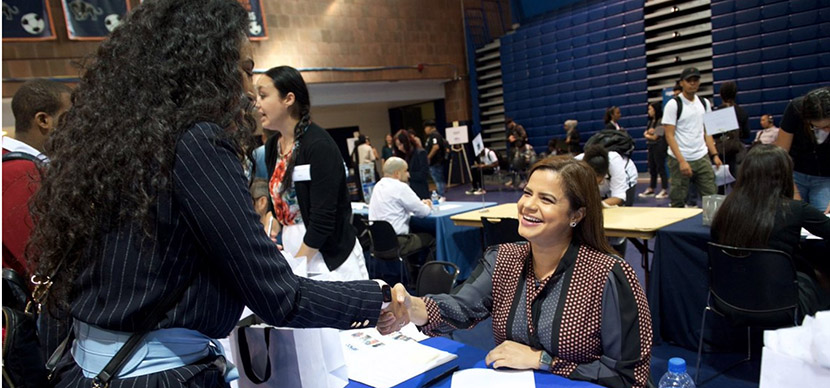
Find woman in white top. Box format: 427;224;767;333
575;144;639;207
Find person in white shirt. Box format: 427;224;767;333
754;114;780;145
369;157;436;265
467;147;499;195
662;67;723;208
575;145;638;207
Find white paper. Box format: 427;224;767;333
279;251;308;278
435;204;461;211
340;328;456;388
450;369;534;388
347;137;358;156
703;106;739;136
472;133;484;156
446;126;469;145
713;164;735;186
800;214;830;240
292;164;311;181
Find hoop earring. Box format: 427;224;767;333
569;221;577;227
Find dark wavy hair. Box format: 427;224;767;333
261;66;312;195
527;156;614;255
712;144;795;248
582;144;610;178
647;101;663;126
28;0;254;311
798;86;830;144
393;129;415;161
604;106;620;124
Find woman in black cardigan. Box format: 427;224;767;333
257;66;368;280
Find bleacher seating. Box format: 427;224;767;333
710;0;830;131
500;0;648;171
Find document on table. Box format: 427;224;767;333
450;368;534;388
801;214;830;240
703;106;739;136
340;327;456;388
437;204;462;211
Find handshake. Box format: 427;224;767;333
376;284;419;335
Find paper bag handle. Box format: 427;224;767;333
236;327;273;383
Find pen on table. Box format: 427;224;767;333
420;365;459;388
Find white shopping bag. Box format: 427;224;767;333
230;326;348;388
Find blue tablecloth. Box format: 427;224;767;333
649;214;757;351
346;336;601;388
357;201;497;280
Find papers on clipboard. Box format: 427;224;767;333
340;327;456;388
713;164;736;186
704;106;739;136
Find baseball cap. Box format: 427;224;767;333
680;67;701;81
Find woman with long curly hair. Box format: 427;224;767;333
393;129;430;199
29;1;404;386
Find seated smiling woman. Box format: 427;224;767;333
394;156;653;388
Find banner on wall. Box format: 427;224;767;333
61;0;130;40
2;0;56;41
238;0;268;40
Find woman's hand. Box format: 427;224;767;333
485;341;543;370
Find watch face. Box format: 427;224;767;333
382;284;392;303
540;351;553;366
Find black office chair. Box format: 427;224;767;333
416;261;459;297
481;217;525;247
352;213;371;252
363;220;412;285
694;242;801;385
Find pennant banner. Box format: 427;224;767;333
61;0;129;40
2;0;56;41
238;0;268;40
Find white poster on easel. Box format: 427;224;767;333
472;133;484;156
446;125;469;145
346;137;358;156
703;106;739;136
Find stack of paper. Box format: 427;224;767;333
340;327;456;388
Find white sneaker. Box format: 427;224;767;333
684;204;697;208
655;190;668;199
473;189;487;195
638;189;655;198
465;189;476;195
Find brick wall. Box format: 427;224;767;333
2;0;471;121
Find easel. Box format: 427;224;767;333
447;144;472;186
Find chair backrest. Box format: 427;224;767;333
352;214;371;251
416;261;459;297
706;242;799;327
481;217;525;247
364;220;401;260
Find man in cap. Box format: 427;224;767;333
661;67;722;208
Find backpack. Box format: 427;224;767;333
673;95;711;122
584;129;636;158
2;269;50;388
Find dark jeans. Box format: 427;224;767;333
471;166;495;190
429;165;446;196
647;139;668;191
397;233;436;286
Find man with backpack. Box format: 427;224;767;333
662;67;723;208
3;79;72;278
3;79;71;387
424;120;448;198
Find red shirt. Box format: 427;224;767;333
2;148;41;278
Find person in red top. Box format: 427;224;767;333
2;79;72;279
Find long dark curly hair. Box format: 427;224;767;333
28;0;254;311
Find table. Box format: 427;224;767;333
355;201;497;280
345;336;601;388
451;205;702;286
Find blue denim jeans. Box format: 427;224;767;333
793;171;830;212
429;165;446;196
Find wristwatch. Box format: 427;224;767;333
381;284;392;310
539;350;554;370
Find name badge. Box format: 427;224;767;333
292;164;311;181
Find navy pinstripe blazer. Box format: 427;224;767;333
68;122;383;338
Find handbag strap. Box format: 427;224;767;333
235;327;273;384
91;270;197;387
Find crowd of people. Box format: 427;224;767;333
1;1;828;388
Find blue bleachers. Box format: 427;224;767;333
710;0;829;135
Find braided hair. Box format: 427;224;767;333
262;66;312;195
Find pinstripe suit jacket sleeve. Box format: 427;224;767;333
173;122;383;329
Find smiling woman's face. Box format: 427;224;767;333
516;169;576;244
